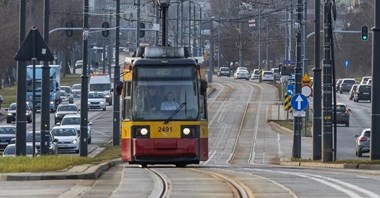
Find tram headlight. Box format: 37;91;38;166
140;128;148;135
183;128;191;135
133;126;150;138
181;126;197;138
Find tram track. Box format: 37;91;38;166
146;168;171;198
190;168;254;198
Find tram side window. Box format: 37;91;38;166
122;82;131;120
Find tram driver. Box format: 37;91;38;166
161;91;179;110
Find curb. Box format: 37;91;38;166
0;159;123;181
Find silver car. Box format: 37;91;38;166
355;128;371;157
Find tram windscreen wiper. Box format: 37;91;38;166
164;102;186;124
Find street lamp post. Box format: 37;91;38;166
157;0;170;46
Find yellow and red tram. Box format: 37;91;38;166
119;46;208;167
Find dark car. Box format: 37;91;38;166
339;78;356;93
217;67;231;77
348;84;359;100
354;84;371;102
355;128;371;157
336;79;343;92
6;103;32;123
335;103;350;127
0;125;16;151
54;103;79;124
60;86;74;103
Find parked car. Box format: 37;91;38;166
355;128;371;157
50;126;80;153
71;83;82;98
334;103;350;127
24;131;58;154
233;70;249;80
360;76;372;85
366;79;372;85
348;84;359;100
261;71;274;81
339;78;356;93
0;125;16;151
88;91;107;111
55;103;79;124
60;86;74;103
250;69;261;80
6;103;32;123
217;67;231;77
58;114;93;144
2;143;38;157
353;84;371;102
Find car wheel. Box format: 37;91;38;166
339;91;342;94
358;150;363;157
27;117;32;123
355;150;358;157
109;101;112;105
88;137;92;144
6;119;10;123
345;122;349;127
103;107;106;111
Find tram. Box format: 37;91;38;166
119;46;208;167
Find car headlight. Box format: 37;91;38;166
72;139;78;144
7;113;12;116
87;102;91;105
100;101;105;104
50;101;54;104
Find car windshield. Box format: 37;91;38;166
359;85;371;92
0;127;16;134
58;105;77;112
263;72;273;75
254;70;260;74
51;128;77;136
343;80;356;84
364;131;371;138
89;93;105;98
72;84;81;89
26;132;41;142
220;68;229;71
336;105;346;112
237;67;247;71
239;70;248;74
4;145;34;155
61;117;80;125
62;87;71;93
9;104;16;111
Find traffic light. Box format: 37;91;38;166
361;25;368;41
139;23;145;38
65;22;73;37
102;22;110;37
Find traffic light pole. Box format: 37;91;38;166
292;0;303;159
113;0;121;146
371;0;380;160
80;0;89;156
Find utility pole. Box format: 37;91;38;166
258;10;261;68
302;0;308;73
41;0;50;155
16;0;26;156
80;0;89;156
180;0;184;46
266;19;269;70
188;2;191;47
313;0;322;161
292;0;303;159
113;0;121;146
176;2;180;46
136;0;141;48
322;0;334;162
371;0;380;160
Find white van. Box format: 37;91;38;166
75;60;83;69
89;75;113;105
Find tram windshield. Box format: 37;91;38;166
132;66;199;120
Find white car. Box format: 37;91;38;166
50;126;80;153
88;91;107;111
59;114;93;144
71;83;82;98
261;71;274;81
3;143;38;157
250;69;261;80
234;70;249;80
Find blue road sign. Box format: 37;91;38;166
291;94;308;111
287;84;295;96
344;60;350;68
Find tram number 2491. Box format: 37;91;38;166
158;126;173;133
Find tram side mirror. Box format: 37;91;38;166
201;81;207;95
116;81;123;95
